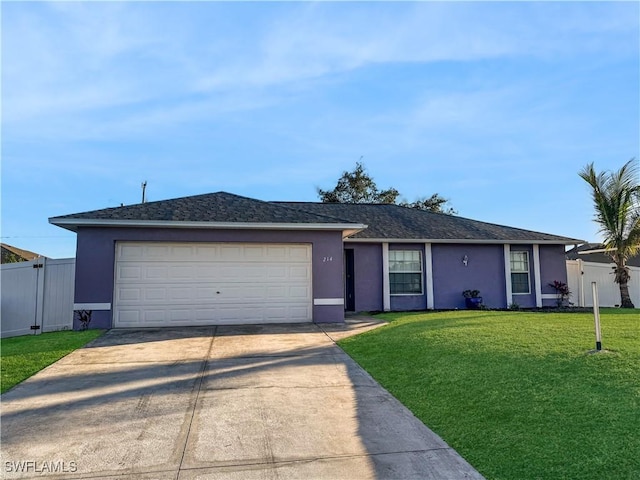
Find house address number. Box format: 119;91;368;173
323;256;333;262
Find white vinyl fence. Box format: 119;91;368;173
1;258;75;338
567;259;640;307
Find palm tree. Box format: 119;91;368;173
579;159;640;308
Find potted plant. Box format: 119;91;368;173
462;289;483;309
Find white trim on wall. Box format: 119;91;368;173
313;298;344;306
540;294;560;300
74;303;111;310
504;245;513;306
533;244;542;308
424;243;434;310
382;243;390;311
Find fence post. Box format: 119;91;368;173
591;281;602;351
33;256;46;335
578;259;585;307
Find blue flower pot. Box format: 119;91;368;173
465;297;483;309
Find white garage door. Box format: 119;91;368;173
113;242;312;327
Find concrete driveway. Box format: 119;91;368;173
1;319;484;480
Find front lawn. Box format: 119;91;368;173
1;329;105;393
338;309;640;480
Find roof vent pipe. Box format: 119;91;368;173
141;181;147;204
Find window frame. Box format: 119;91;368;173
389;250;424;296
510;250;531;295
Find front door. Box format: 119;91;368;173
344;249;355;311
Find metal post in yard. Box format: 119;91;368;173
591;281;602;351
31;257;44;335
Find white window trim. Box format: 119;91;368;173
389;250;424;296
510;250;531;295
504;245;513;306
533;245;542;307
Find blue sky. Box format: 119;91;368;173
2;1;639;259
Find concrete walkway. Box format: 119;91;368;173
1;320;484;479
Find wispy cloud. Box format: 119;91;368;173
5;1;636;142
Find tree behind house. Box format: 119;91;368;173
318;162;456;214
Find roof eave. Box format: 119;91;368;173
578;248;616;254
48;218;367;234
344;237;585;245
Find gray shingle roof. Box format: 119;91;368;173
50;191;583;243
276;202;582;243
50;192;356;226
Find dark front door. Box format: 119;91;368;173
344;249;355;311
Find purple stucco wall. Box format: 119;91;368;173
345;242;569;311
348;243;383;312
540;244;570;307
74;225;572;327
73;227;345;329
432;244;506;309
509;245;570;308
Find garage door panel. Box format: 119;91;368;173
290;286;310;299
196;286;218;299
147;245;170;257
114;242;312;327
288;246;311;260
195;265;221;280
145;288;166;301
266;266;287;279
244;246;266;259
116;305;314;326
117;287;142;302
146;266;169;280
118;266;143;281
116;309;140;325
193;245;219;259
169;309;192;322
219;245;242;259
289;265;310;279
119;244;145;259
169;266;193;280
266;246;287;259
169;287;192;301
266;285;287;298
170;245;193;257
117;285;316;305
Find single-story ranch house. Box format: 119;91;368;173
49;192;583;330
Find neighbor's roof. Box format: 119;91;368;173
1;243;44;263
49;191;583;244
49;192;366;234
276;202;583;244
566;243;640;266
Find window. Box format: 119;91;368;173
389;250;423;295
510;251;530;294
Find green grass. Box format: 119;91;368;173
338;309;640;480
1;329;105;393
